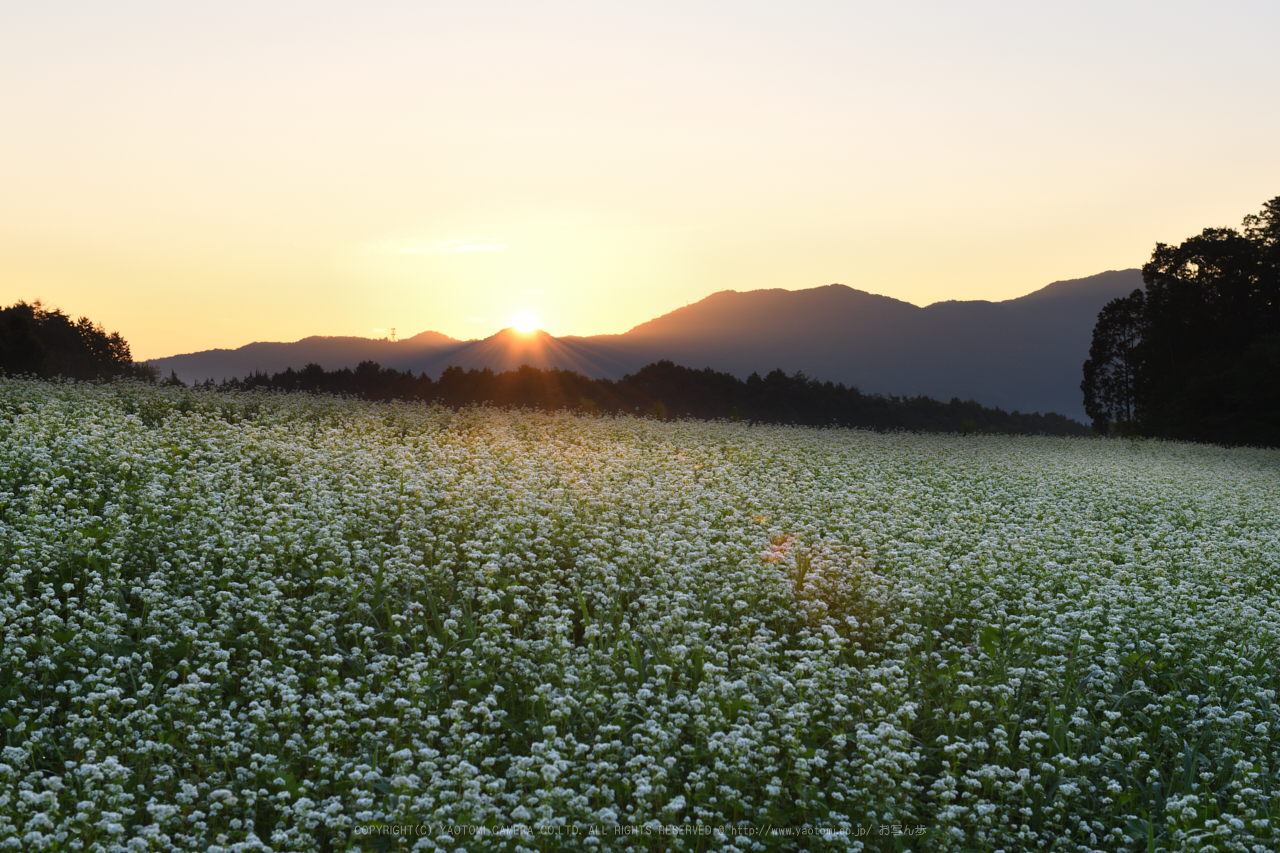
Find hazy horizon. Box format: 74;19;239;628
145;270;1138;358
3;2;1278;360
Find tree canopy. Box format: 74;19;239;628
1082;196;1280;445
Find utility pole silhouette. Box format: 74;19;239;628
391;328;396;342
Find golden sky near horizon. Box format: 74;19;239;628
3;2;1279;360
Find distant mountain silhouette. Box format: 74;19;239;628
415;328;636;378
148;330;457;384
149;269;1143;420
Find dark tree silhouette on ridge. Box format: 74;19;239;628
223;358;1090;436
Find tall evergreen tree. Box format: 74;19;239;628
1081;289;1145;434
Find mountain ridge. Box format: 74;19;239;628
148;270;1143;420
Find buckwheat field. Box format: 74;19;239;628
2;379;1278;852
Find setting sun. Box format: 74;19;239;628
511;312;539;333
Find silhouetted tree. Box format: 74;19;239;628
0;301;150;381
1081;289;1145;434
1082;196;1280;445
0;308;46;376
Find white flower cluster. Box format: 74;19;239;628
1;378;1277;851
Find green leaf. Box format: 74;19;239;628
979;624;1000;659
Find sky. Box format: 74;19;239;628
2;2;1279;360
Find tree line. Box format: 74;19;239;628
0;301;155;382
211;358;1089;436
1082;196;1279;446
0;299;1092;436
